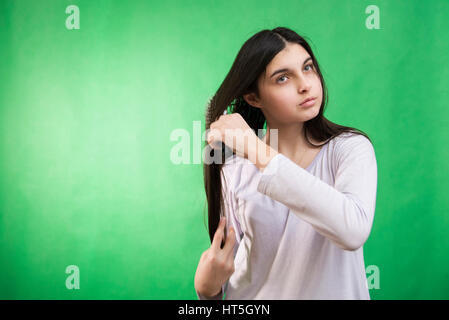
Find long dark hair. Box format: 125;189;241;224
203;27;371;244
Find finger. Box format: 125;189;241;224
211;217;226;251
199;249;208;263
207;128;222;147
223;226;236;256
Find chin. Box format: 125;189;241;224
303;105;320;120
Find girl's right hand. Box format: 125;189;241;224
194;217;236;297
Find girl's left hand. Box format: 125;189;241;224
206;113;259;160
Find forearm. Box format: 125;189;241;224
256;151;377;251
196;285;224;300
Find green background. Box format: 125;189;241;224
0;0;448;299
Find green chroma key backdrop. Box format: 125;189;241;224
0;0;448;299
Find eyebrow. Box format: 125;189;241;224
269;56;313;79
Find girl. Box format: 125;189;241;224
194;27;378;300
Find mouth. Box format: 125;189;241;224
299;97;317;107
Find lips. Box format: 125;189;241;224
300;97;316;105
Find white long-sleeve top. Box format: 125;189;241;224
196;132;378;300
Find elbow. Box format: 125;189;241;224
341;240;364;252
340;228;371;251
339;203;374;251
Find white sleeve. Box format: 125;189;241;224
220;166;244;244
196;165;241;300
256;135;378;251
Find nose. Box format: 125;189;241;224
297;75;312;93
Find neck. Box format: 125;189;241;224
264;122;315;162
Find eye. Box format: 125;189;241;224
305;63;314;71
276;75;288;83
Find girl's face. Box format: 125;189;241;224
250;43;323;126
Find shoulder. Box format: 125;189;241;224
330;131;376;167
331;131;373;148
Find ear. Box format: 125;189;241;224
243;92;262;109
